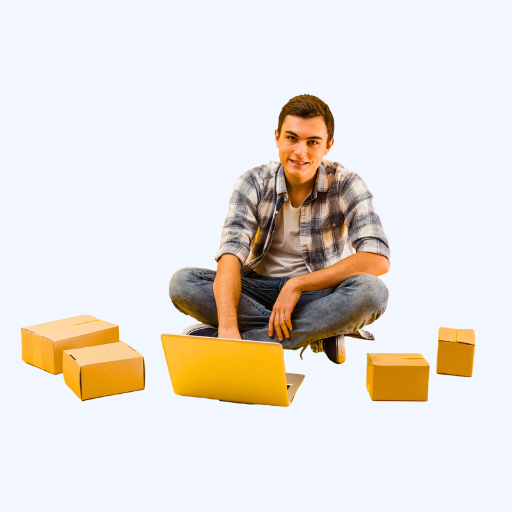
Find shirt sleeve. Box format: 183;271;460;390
214;171;260;266
341;172;390;261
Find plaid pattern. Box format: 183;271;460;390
215;160;390;276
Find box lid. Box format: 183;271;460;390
368;353;429;367
22;315;117;342
438;328;475;345
64;342;142;366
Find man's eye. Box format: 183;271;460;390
309;140;319;145
287;136;296;141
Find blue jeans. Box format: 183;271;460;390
169;268;389;350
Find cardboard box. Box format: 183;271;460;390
63;342;145;400
366;353;430;401
437;327;475;377
21;315;119;374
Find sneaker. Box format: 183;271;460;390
301;335;346;364
182;323;218;337
323;334;346;364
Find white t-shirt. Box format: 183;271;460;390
255;199;310;278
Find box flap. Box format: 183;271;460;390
438;327;457;343
456;329;475;345
65;342;142;366
21;316;118;342
438;327;475;345
22;315;98;339
368;353;429;367
48;320;118;342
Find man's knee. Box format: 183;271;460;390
345;274;389;314
169;267;200;305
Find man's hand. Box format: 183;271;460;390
268;279;302;341
267;253;389;341
218;325;242;340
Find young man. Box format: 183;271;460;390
169;95;390;364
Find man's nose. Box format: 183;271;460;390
295;141;307;156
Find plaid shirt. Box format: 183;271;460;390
215;160;390;276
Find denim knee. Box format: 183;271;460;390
169;267;200;305
346;274;389;314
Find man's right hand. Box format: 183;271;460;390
218;326;242;340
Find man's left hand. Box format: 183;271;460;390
268;279;302;342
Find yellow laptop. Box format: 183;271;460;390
161;333;305;407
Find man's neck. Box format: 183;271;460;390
285;171;317;208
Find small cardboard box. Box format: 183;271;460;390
366;353;430;401
21;315;119;375
63;342;145;400
437;327;475;377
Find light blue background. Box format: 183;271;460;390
1;1;510;511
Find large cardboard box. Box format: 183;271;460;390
366;353;430;401
21;315;119;375
437;327;475;377
63;342;145;400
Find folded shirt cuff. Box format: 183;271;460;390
354;238;391;261
214;243;250;266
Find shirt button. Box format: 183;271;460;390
332;223;336;227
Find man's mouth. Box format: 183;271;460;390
290;159;309;166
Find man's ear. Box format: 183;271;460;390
325;138;334;155
275;129;280;146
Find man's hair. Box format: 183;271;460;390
277;95;335;143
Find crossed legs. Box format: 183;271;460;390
169;268;388;350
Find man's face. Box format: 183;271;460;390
275;115;334;184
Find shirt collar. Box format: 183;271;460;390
276;163;288;196
313;162;329;198
276;161;329;200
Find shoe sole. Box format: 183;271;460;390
181;323;217;335
327;335;346;364
337;335;346;364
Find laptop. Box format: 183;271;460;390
161;333;305;407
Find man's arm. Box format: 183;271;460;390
213;171;261;340
268;252;389;341
213;254;243;340
292;252;389;292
